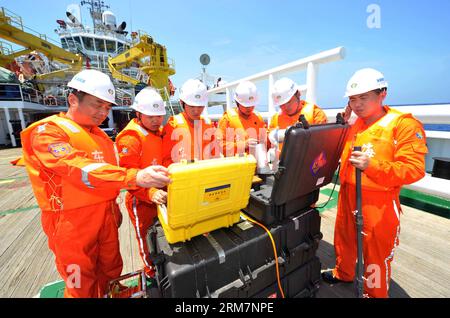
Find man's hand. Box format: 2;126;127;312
349;151;370;171
342;103;352;123
246;138;258;149
136;165;171;188
151;189;167;205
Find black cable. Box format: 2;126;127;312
316;163;341;209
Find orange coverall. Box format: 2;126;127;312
162;112;218;167
21;113;139;298
116;118;163;277
268;100;328;131
217;108;268;156
333;106;428;298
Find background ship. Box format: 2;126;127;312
0;0;178;146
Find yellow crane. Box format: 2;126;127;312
0;41;31;67
0;7;84;80
108;32;175;98
0;7;176;101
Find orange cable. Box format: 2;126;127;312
240;212;285;298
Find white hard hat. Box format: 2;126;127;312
67;69;116;105
179;79;208;107
271;77;299;106
234;81;259;107
344;68;388;97
130;87;166;116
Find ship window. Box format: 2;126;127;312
61;38;68;50
73;36;82;45
117;42;124;52
82;37;95;51
0;84;21;100
105;40;116;53
95;38;106;52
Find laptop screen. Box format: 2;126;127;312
270;122;350;206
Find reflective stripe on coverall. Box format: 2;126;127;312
116;118;163;277
21;113;139;298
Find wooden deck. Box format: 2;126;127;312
0;148;449;298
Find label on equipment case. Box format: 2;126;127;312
203;184;231;204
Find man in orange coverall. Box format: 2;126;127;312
162;79;218;166
217;80;267;157
20;70;171;298
267;77;328;161
269;77;327;131
321;68;428;298
116;87;167;278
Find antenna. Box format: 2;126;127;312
199;54;210;66
129;0;133;36
199;54;211;86
81;0;110;28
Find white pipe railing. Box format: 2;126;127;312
207;104;450;126
322;104;450;125
207;46;346;113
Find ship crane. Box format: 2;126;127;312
107;33;175;99
0;7;84;81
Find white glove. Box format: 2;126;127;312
136;165;171;188
269;129;287;145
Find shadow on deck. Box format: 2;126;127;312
316;240;411;298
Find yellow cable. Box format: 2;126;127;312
240;212;285;298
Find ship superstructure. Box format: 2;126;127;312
0;1;177;146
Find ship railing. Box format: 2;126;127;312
0;83;70;106
0;40;13;56
320;104;450;126
0;7;24;32
115;87;134;107
204;46;449;200
168;58;175;70
207;46;345;117
1;7;61;46
130;30;151;44
57;26;128;42
22;90;43;104
144;57;176;70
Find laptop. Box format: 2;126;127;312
243;119;350;224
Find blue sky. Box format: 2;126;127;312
1;0;450;109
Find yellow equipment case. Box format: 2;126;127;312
158;156;256;243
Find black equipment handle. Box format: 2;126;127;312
298;114;310;129
353;146;364;298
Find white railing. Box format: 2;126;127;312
206;47;449;200
207;46;346;115
322;104;450;125
323;104;450;175
0;40;13;55
57;26;129;42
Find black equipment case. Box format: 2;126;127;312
252;256;321;298
243;119;349;225
149;208;322;298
